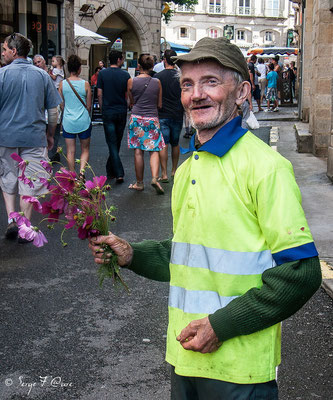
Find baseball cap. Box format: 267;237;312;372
172;37;249;81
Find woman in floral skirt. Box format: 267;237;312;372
127;54;165;194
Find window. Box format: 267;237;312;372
177;4;192;12
266;0;279;17
265;31;273;42
180;27;188;38
239;0;250;15
209;0;222;14
209;29;218;38
237;30;245;41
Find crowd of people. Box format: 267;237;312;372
246;54;297;113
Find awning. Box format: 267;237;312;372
247;47;298;56
160;39;191;53
74;23;110;46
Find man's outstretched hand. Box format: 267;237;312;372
177;317;221;354
88;232;133;267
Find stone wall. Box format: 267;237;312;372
302;0;333;157
308;0;333;156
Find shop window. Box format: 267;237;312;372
180;27;188;38
26;0;61;62
209;0;222;14
0;1;18;45
239;0;250;15
237;30;245;41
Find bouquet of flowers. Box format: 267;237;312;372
9;151;128;290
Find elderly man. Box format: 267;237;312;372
0;33;61;242
89;37;321;399
33;54;48;71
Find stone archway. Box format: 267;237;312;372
75;0;161;79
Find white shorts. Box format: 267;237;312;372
0;146;50;196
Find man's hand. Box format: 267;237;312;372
47;135;54;151
88;232;133;267
176;317;221;354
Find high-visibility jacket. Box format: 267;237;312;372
166;116;317;383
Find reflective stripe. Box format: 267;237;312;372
171;242;276;276
169;285;238;315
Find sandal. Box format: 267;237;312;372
158;177;169;183
128;182;144;191
151;178;164;195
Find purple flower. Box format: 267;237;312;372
18;174;34;188
41;201;61;222
9;211;31;226
21;195;42;212
77;215;94;240
55;168;77;192
85;176;107;191
40;160;53;173
33;230;48;247
40;177;52;189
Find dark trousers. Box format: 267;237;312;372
48;123;61;159
103;112;127;179
171;367;278;400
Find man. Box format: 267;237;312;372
0;33;62;243
155;49;184;181
97;50;130;183
265;63;279;112
33;54;62;162
89;37;321;399
272;56;282;104
33;54;48;71
153;56;165;73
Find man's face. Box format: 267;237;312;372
180;61;240;133
2;41;16;65
33;56;46;69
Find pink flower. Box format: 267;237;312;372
10;153;28;172
18;223;48;247
85;176;107;191
77;215;94;240
40;160;53;173
55;168;77;192
9;211;31;226
22;195;42;212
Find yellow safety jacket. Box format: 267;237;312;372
166;116;317;383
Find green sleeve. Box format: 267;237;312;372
126;239;172;282
208;256;322;342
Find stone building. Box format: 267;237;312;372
161;0;296;54
74;0;162;79
290;0;333;180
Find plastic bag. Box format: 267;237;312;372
246;111;260;130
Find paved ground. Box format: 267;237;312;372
0;117;332;399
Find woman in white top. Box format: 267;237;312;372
257;58;267;105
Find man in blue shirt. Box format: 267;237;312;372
0;33;62;243
97;50;130;183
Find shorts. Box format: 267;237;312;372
159;118;183;146
0;146;50;196
258;77;267;93
252;85;261;100
62;123;92;139
267;87;277;102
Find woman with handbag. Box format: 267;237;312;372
127;54;165;194
58;54;92;179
